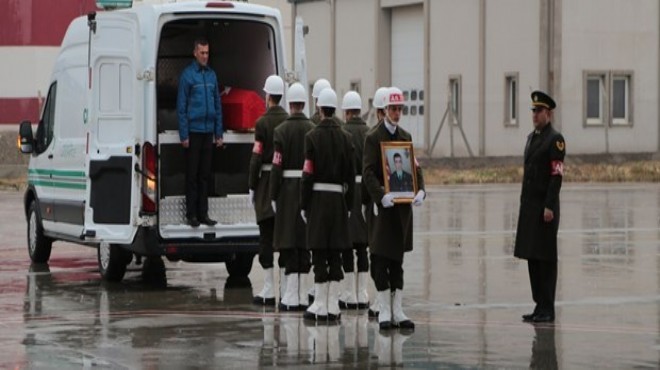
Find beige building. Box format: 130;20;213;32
290;0;660;157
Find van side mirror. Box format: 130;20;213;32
19;120;34;154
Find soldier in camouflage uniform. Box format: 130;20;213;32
363;87;426;331
270;83;315;311
249;75;289;306
301;88;355;323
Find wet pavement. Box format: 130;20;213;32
2;184;660;368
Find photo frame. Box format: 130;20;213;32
381;141;418;203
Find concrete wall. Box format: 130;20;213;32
428;0;480;158
483;0;541;156
560;0;659;154
295;1;333;92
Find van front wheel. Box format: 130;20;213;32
27;202;53;263
98;242;130;282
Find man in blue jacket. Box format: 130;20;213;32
177;38;224;227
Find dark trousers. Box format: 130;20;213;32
370;254;403;292
528;259;557;316
311;249;343;283
258;217;277;269
185;133;213;219
342;243;369;273
281;248;312;275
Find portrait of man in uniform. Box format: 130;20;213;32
382;142;417;200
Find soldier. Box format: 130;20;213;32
363;87;426;331
310;78;331;125
250;75;289;306
270;83;315;311
515;91;565;323
366;86;390;319
301;88;355;323
338;91;370;310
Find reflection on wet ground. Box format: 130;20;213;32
2;184;660;368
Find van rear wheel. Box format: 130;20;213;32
225;252;255;278
27;202;53;263
98;242;130;282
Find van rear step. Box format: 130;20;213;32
159;195;254;225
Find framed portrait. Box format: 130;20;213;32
381;141;418;203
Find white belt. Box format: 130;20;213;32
261;164;273;172
355;175;362;184
283;170;303;178
313;183;343;193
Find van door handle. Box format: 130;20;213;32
48;154;53;159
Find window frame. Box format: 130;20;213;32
504;72;519;127
449;75;461;126
35;82;57;154
583;71;607;127
611;71;633;126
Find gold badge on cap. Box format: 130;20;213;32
556;141;565;151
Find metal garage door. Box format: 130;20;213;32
391;5;424;148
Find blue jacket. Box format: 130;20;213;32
177;61;223;141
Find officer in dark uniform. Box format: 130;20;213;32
363;87;425;331
301;88;355;323
270;82;315;311
515;90;566;323
339;91;370;310
388;153;414;192
249;75;289;306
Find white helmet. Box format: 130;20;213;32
386;86;405;106
341;91;362;110
312;78;331;98
263;75;284;95
287;82;307;104
317;88;337;108
373;87;389;109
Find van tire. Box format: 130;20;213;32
98;243;130;282
142;256;166;285
27;202;53;263
225;252;255;278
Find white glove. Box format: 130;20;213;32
347;211;352;219
249;189;255;205
361;205;367;220
271;200;277;213
381;193;395;208
300;210;307;224
373;203;379;216
412;190;426;207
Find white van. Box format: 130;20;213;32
18;1;288;282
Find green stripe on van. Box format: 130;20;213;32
28;180;87;190
28;169;86;177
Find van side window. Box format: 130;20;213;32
35;82;57;154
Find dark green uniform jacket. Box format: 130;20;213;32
312;111;344;126
301;117;355;250
363;121;425;262
270;113;315;250
343;116;369;245
514;123;565;261
248;105;288;222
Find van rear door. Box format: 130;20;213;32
83;12;142;244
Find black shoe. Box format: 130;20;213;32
304;311;328;322
187;217;200;227
357;302;369;310
522;313;536;322
339;300;348;309
253;295;276;306
379;320;392;331
368;309;379;318
395;320;415;331
199;215;217;226
532;314;555;323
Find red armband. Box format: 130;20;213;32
303;159;314;174
551;160;564;176
272;151;282;166
252;141;263;154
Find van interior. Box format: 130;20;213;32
156;18;277;203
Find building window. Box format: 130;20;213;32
449;76;461;125
504;73;518;126
585;73;606;125
611;74;631;125
583;71;633;127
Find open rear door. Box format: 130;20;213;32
84;12;142;244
